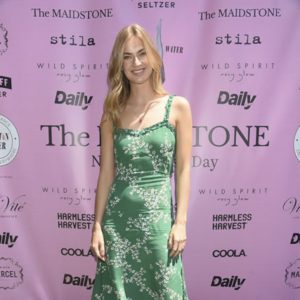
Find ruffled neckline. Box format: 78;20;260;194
114;120;175;136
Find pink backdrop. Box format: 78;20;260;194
1;0;300;299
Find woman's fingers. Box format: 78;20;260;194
169;238;186;257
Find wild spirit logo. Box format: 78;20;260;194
0;257;23;289
0;24;8;55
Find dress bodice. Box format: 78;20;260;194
112;95;176;179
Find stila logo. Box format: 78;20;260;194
217;90;256;110
55;90;93;110
50;34;95;46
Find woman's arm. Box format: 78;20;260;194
90;113;115;261
168;96;192;257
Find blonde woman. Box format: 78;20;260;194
90;24;192;299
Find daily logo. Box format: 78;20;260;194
63;273;94;290
217;90;256;110
0;115;20;166
0;257;23;289
54;90;93;110
285;259;300;289
0;24;8;55
0;232;18;248
211;275;246;290
290;233;300;245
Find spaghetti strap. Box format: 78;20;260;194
164;95;175;122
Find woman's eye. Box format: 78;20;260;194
123;55;131;60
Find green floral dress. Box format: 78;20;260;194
92;95;188;300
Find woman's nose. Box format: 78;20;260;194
133;55;142;66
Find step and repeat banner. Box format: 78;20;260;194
0;0;299;299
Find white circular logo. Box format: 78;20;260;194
0;115;19;166
294;127;300;162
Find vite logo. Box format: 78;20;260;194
63;273;95;290
217;90;256;110
0;232;18;248
54;91;93;110
291;233;300;244
211;275;246;290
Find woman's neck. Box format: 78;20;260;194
127;81;161;106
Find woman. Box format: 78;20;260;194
90;23;192;300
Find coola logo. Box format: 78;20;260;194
217;90;256;110
63;273;95;290
61;248;93;256
211;275;246;290
212;249;246;258
54;90;92;110
290;233;300;244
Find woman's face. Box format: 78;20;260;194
122;36;153;85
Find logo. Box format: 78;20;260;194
291;233;300;245
36;62;107;83
0;257;23;289
212;213;252;230
54;90;93;110
0;76;12;98
0;194;26;218
294;127;300;161
63;273;94;290
215;33;261;45
50;34;95;46
0;232;18;248
217;90;256;110
41;186;95;205
0;24;8;55
156;19;165;83
212;249;246;258
0;115;20;166
192;125;270;147
61;248;93;257
198;8;281;21
282;197;300;219
211;275;246;290
199;186;268;206
134;1;176;9
57;212;95;230
31;8;113;19
285;259;300;289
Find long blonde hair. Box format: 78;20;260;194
102;24;166;126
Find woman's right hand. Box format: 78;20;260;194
90;225;106;261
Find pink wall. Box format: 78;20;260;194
0;0;300;299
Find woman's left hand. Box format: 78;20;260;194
168;223;187;257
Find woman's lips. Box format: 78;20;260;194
132;68;145;75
